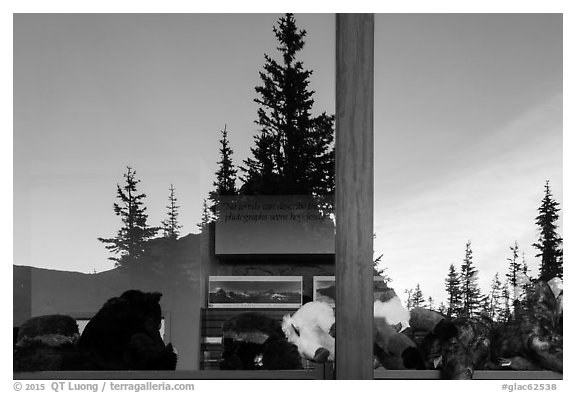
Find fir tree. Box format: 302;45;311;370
533;180;563;281
501;284;512;322
520;252;532;295
98;166;159;267
404;289;413;310
373;258;392;283
522;252;529;276
241;13;335;197
209;124;238;221
161;184;182;239
438;302;447;315
506;241;522;288
197;198;213;232
211;124;237;198
460;241;483;318
373;234;392;282
487;273;504;321
481;294;491;317
427;296;435;311
411;284;425;308
445;263;462;319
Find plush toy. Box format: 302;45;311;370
441;316;493;379
491;279;562;373
78;290;177;370
408;306;496;379
372;289;424;370
14;314;83;372
282;290;419;369
220;311;302;370
282;301;335;363
406;307;459;371
373;316;423;370
373;287;411;332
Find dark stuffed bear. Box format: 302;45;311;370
14;314;83;372
491;280;563;373
409;307;493;379
373;317;424;370
220;312;302;370
78;290;177;370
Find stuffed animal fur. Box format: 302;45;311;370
78;290;177;370
282;301;335;363
220;312;302;370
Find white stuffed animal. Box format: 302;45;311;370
281;301;335;362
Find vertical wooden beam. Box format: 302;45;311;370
335;14;374;380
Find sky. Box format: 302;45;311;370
12;13;563;306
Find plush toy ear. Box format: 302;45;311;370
434;319;458;340
150;292;162;303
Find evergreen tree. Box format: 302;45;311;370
410;284;425;308
197;198;213;232
372;258;392;283
427;296;435;311
522;252;529;276
501;283;512;322
161;184;182;239
372;235;392;282
520;253;532;295
211;124;237;198
438;302;447;315
487;273;504;321
533;180;563;281
506;241;522;288
241;13;335;197
445;263;462;319
480;294;491;317
98;166;159;267
209;124;238;221
404;289;413;310
460;241;483;318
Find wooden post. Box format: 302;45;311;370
335;14;374;379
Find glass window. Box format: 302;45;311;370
13;13;336;375
373;13;562;379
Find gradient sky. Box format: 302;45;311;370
13;13;562;305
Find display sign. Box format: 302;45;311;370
208;276;303;309
215;195;334;255
313;276;390;306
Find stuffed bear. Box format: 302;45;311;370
374;287;411;332
14;314;83;372
78;289;177;370
282;301;335;363
282;293;421;370
373;316;423;370
491;279;562;373
373;290;424;370
408;306;495;379
220;311;302;370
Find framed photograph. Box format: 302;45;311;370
313;276;336;306
208;276;303;309
313;276;390;306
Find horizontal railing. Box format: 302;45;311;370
14;367;327;380
373;369;562;380
15;366;562;380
